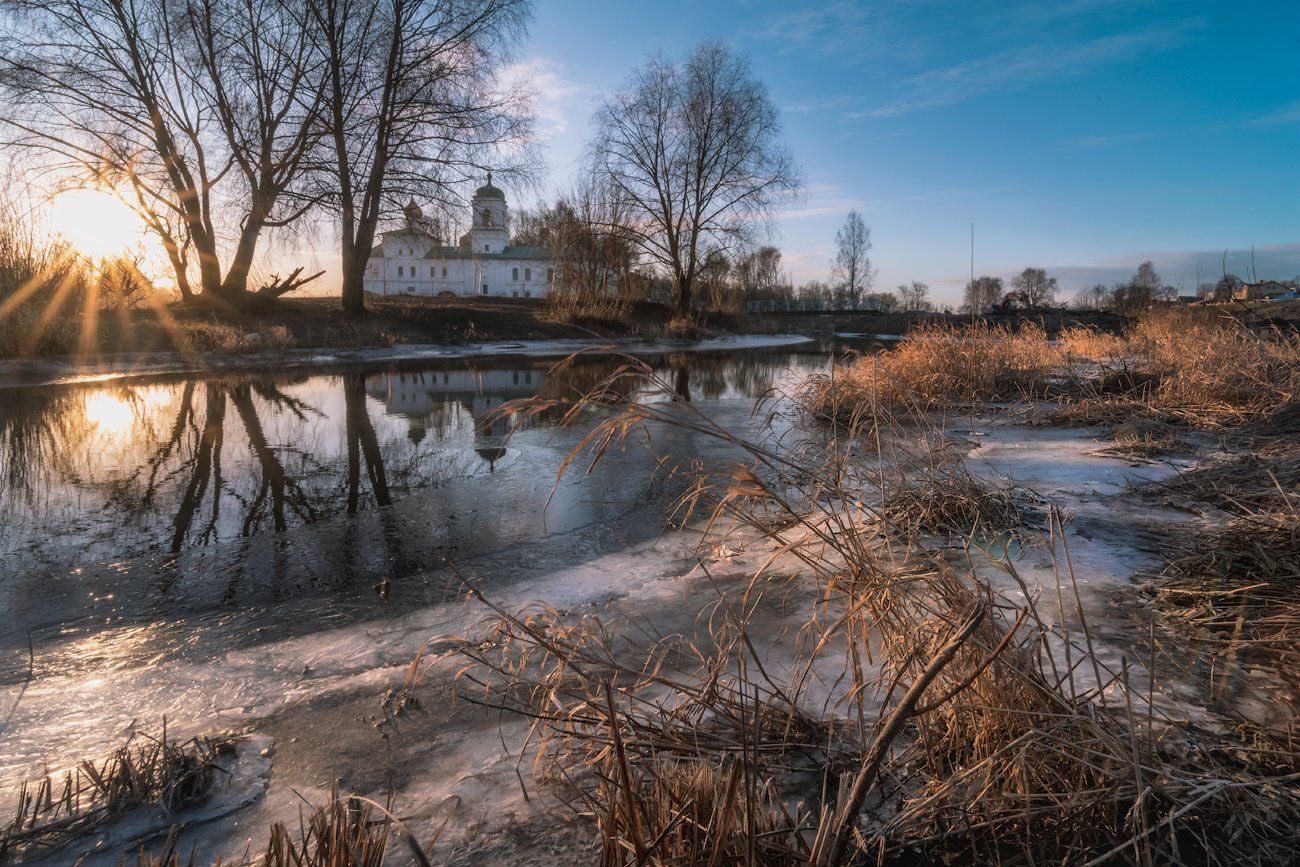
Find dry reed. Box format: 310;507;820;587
433;354;1300;866
0;726;231;862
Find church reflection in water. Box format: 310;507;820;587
365;365;546;471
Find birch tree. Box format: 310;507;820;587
832;211;872;308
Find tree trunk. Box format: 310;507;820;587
675;275;692;317
340;241;367;315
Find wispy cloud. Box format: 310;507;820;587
1061;132;1155;148
1250;100;1300;127
871;21;1200;117
498;58;585;141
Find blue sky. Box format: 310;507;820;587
510;0;1300;305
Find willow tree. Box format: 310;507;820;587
307;0;533;314
0;0;327;307
590;41;799;317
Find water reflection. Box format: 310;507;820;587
0;348;826;579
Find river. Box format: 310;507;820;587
0;337;865;799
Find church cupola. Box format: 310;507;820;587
403;198;423;226
469;172;509;253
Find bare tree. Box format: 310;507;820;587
589;41;799;316
832;211;872;307
896;281;931;312
1072;284;1111;310
0;0;329;307
798;280;832;305
308;0;533;314
538;174;638;307
1011;267;1058;307
865;290;897;312
1133;260;1161;292
1110;260;1173;313
736;246;787;301
962;275;1004;312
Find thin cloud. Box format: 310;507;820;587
1250;100;1300;127
871;21;1200;118
1062;132;1155;148
497;58;584;141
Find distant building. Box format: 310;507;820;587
363;175;556;298
1234;280;1296;302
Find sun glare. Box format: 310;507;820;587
50;189;145;260
83;391;135;435
82;387;171;436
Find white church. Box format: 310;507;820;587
363;175;556;299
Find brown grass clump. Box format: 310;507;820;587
262;791;398;867
803;322;1062;422
1149;445;1300;514
0;726;231;862
593;758;811;866
877;459;1030;540
1146;509;1300;687
541;286;635;329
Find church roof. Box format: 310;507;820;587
422;244;552;261
473;171;505;200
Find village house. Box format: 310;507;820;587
363;175;556;299
1233;280;1298;302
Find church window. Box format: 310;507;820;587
547;268;554;282
525;267;531;281
398;265;404;277
512;290;518;297
442;266;448;278
512;267;519;281
524;289;530;298
431;266;435;277
481;283;488;295
484;244;489;251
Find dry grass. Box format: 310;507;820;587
1060;309;1300;429
262;789;406;867
0;726;232;862
1145;506;1300;693
876;450;1032;540
430;355;1300;866
803;322;1062;422
808;309;1300;435
1147;444;1300;514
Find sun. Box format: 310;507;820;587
49;188;146;260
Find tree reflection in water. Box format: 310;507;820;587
0;346;825;575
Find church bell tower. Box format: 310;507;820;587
468;172;509;253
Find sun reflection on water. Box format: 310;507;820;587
82;386;173;437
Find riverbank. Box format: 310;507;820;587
0;294;764;362
0;332;814;389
